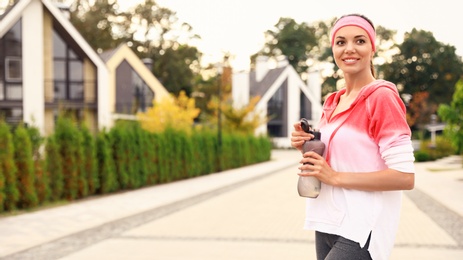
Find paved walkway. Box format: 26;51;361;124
0;150;462;259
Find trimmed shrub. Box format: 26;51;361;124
54;117;79;200
28;125;49;204
414;150;431;162
108;126;128;190
133;124;148;188
0;121;19;211
416;136;456;161
45;136;63;201
13;124;38;209
81;125;99;195
96;131;117;194
75;129;88;199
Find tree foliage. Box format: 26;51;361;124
380;29;463;121
254;17;317;75
69;0;124;52
405;91;431;130
149;44;201;95
138;91;200;133
0;121;18;211
208;96;266;135
68;0;202;95
438;80;463;154
13;124;38;209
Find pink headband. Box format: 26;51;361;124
330;16;376;52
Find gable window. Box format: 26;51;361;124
53;30;84;100
0;19;22;101
0;19;22;125
300;92;312;120
267;80;288;137
115;60;154;114
132;70;154;113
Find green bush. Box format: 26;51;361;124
0;117;273;214
81;125;99;195
54;117;79;200
0;121;19;211
96;130;117;194
28;125;49;204
109;125;129;190
46;136;63;201
415;136;456;161
414;150;431;162
13;124;38;209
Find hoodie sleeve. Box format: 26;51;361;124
367;86;415;173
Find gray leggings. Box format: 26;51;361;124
315;231;372;260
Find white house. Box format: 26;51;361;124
0;0;110;134
100;43;171;121
232;56;323;148
0;0;170;134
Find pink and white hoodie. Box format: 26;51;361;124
304;79;415;260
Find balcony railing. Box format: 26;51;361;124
44;80;96;107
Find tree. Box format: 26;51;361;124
208;96;267;135
0;121;18;211
406;91;431;130
254;17;317;76
96;131;117;194
380;29;463;126
54;117;79;200
149;44;201;95
45;136;63;201
69;0;123;52
68;0;202;95
438;79;463;154
81;125;99;195
26;124;49;204
13;124;38;209
137;91;200;133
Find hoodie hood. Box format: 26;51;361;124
323;79;399;121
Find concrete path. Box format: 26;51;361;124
0;150;462;259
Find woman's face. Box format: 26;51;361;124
332;25;374;76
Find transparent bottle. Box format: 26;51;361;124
297;118;325;198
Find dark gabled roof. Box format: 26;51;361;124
249;66;286;97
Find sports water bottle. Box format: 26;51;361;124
297;118;325;198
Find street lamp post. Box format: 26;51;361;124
217;64;223;172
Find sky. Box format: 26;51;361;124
121;0;463;71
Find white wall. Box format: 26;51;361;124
231;71;250;109
22;0;45;133
231;56;324;148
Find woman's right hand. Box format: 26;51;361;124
291;122;314;152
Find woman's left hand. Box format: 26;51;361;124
298;151;339;187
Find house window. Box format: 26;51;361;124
300;92;312;120
5;57;21;81
0;108;22;124
132;70;154;113
267;87;284;120
53;30;84;100
0;19;22;101
115;60;154;114
267;81;288;137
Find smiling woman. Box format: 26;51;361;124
291;14;415;260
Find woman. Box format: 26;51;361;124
291;14;415;260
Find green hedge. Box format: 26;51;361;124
0;119;272;213
414;136;457;162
